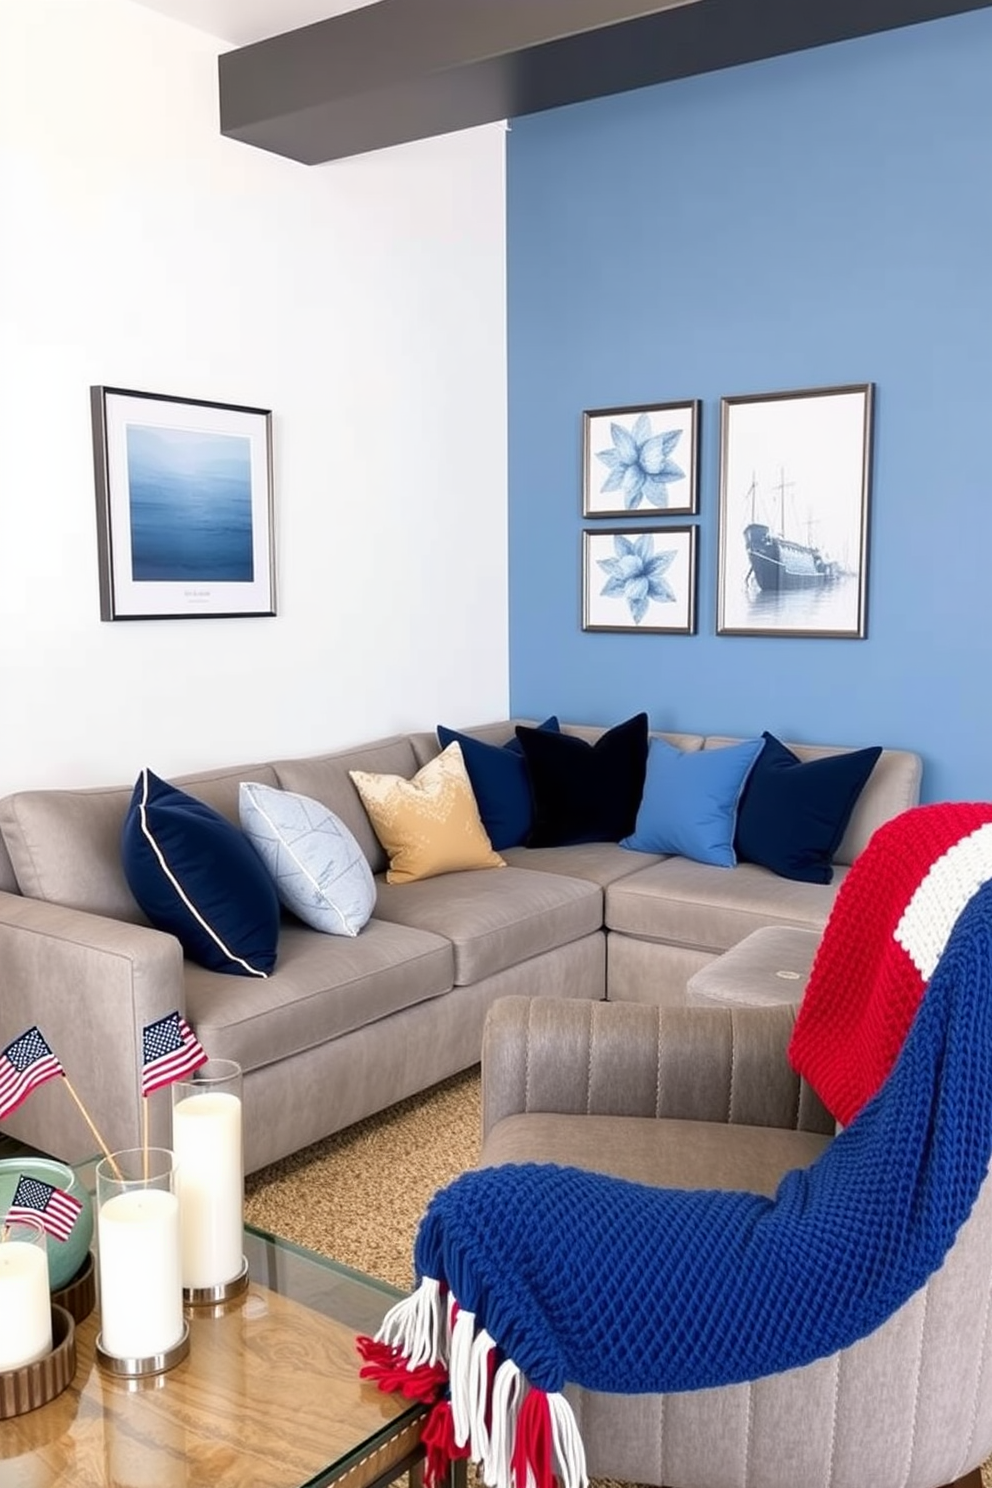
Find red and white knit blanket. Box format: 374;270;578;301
789;801;992;1124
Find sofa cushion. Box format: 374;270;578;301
516;713;649;847
734;733;882;883
0;833;17;894
350;743;506;885
239;782;375;936
372;865;602;985
605;856;845;955
436;716;560;850
502;841;664;887
561;724;706;754
121;769;281;977
621;736;764;867
185;919;454;1073
0;762;280;921
273;736;422;876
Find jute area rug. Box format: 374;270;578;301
245;1066;481;1291
244;1067;992;1488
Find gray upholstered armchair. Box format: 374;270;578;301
479;995;992;1488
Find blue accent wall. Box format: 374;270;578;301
507;11;992;802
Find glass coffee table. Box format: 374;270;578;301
1;1221;436;1488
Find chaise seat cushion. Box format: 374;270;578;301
371;866;602;985
606;856;847;956
184;918;453;1074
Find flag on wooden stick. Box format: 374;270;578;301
0;1026;65;1119
141;1011;208;1096
5;1174;83;1242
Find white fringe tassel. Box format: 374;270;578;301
468;1327;496;1461
482;1357;524;1488
446;1289;458;1357
548;1392;589;1488
448;1306;476;1448
377;1284;588;1488
375;1277;444;1368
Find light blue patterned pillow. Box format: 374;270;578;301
239;782;376;937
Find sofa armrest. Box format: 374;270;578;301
0;891;185;1162
481;995;835;1139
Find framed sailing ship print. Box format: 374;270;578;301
716;384;873;638
583;400;700;517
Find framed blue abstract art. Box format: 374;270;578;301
91;385;275;620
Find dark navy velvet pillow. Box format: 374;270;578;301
436;718;560;850
515;713;649;847
734;732;883;884
122;768;280;977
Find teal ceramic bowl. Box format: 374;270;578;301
0;1156;94;1291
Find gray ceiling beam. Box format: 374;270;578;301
218;0;992;166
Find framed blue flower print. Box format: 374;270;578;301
583;526;697;634
582;400;700;517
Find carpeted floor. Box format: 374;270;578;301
244;1067;992;1488
244;1066;482;1291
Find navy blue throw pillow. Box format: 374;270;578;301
515;713;650;847
734;732;883;884
436;718;560;850
122;768;280;977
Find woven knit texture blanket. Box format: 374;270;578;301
789;801;992;1124
362;806;992;1488
412;878;992;1398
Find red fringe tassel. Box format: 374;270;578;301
422;1398;472;1488
511;1388;555;1488
356;1335;448;1403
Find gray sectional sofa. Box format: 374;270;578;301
0;721;921;1175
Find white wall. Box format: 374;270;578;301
0;0;508;794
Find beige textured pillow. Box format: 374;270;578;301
349;742;506;885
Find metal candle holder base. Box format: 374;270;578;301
0;1306;76;1419
183;1257;249;1308
95;1320;190;1379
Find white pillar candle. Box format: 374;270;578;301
97;1188;183;1359
172;1089;243;1288
0;1237;52;1370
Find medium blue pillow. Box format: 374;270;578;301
121;768;280;977
436;717;560;850
621;736;765;867
734;732;883;884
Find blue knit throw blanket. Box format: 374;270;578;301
364;878;992;1488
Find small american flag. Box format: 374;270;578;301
5;1174;84;1243
141;1011;208;1096
0;1026;65;1120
